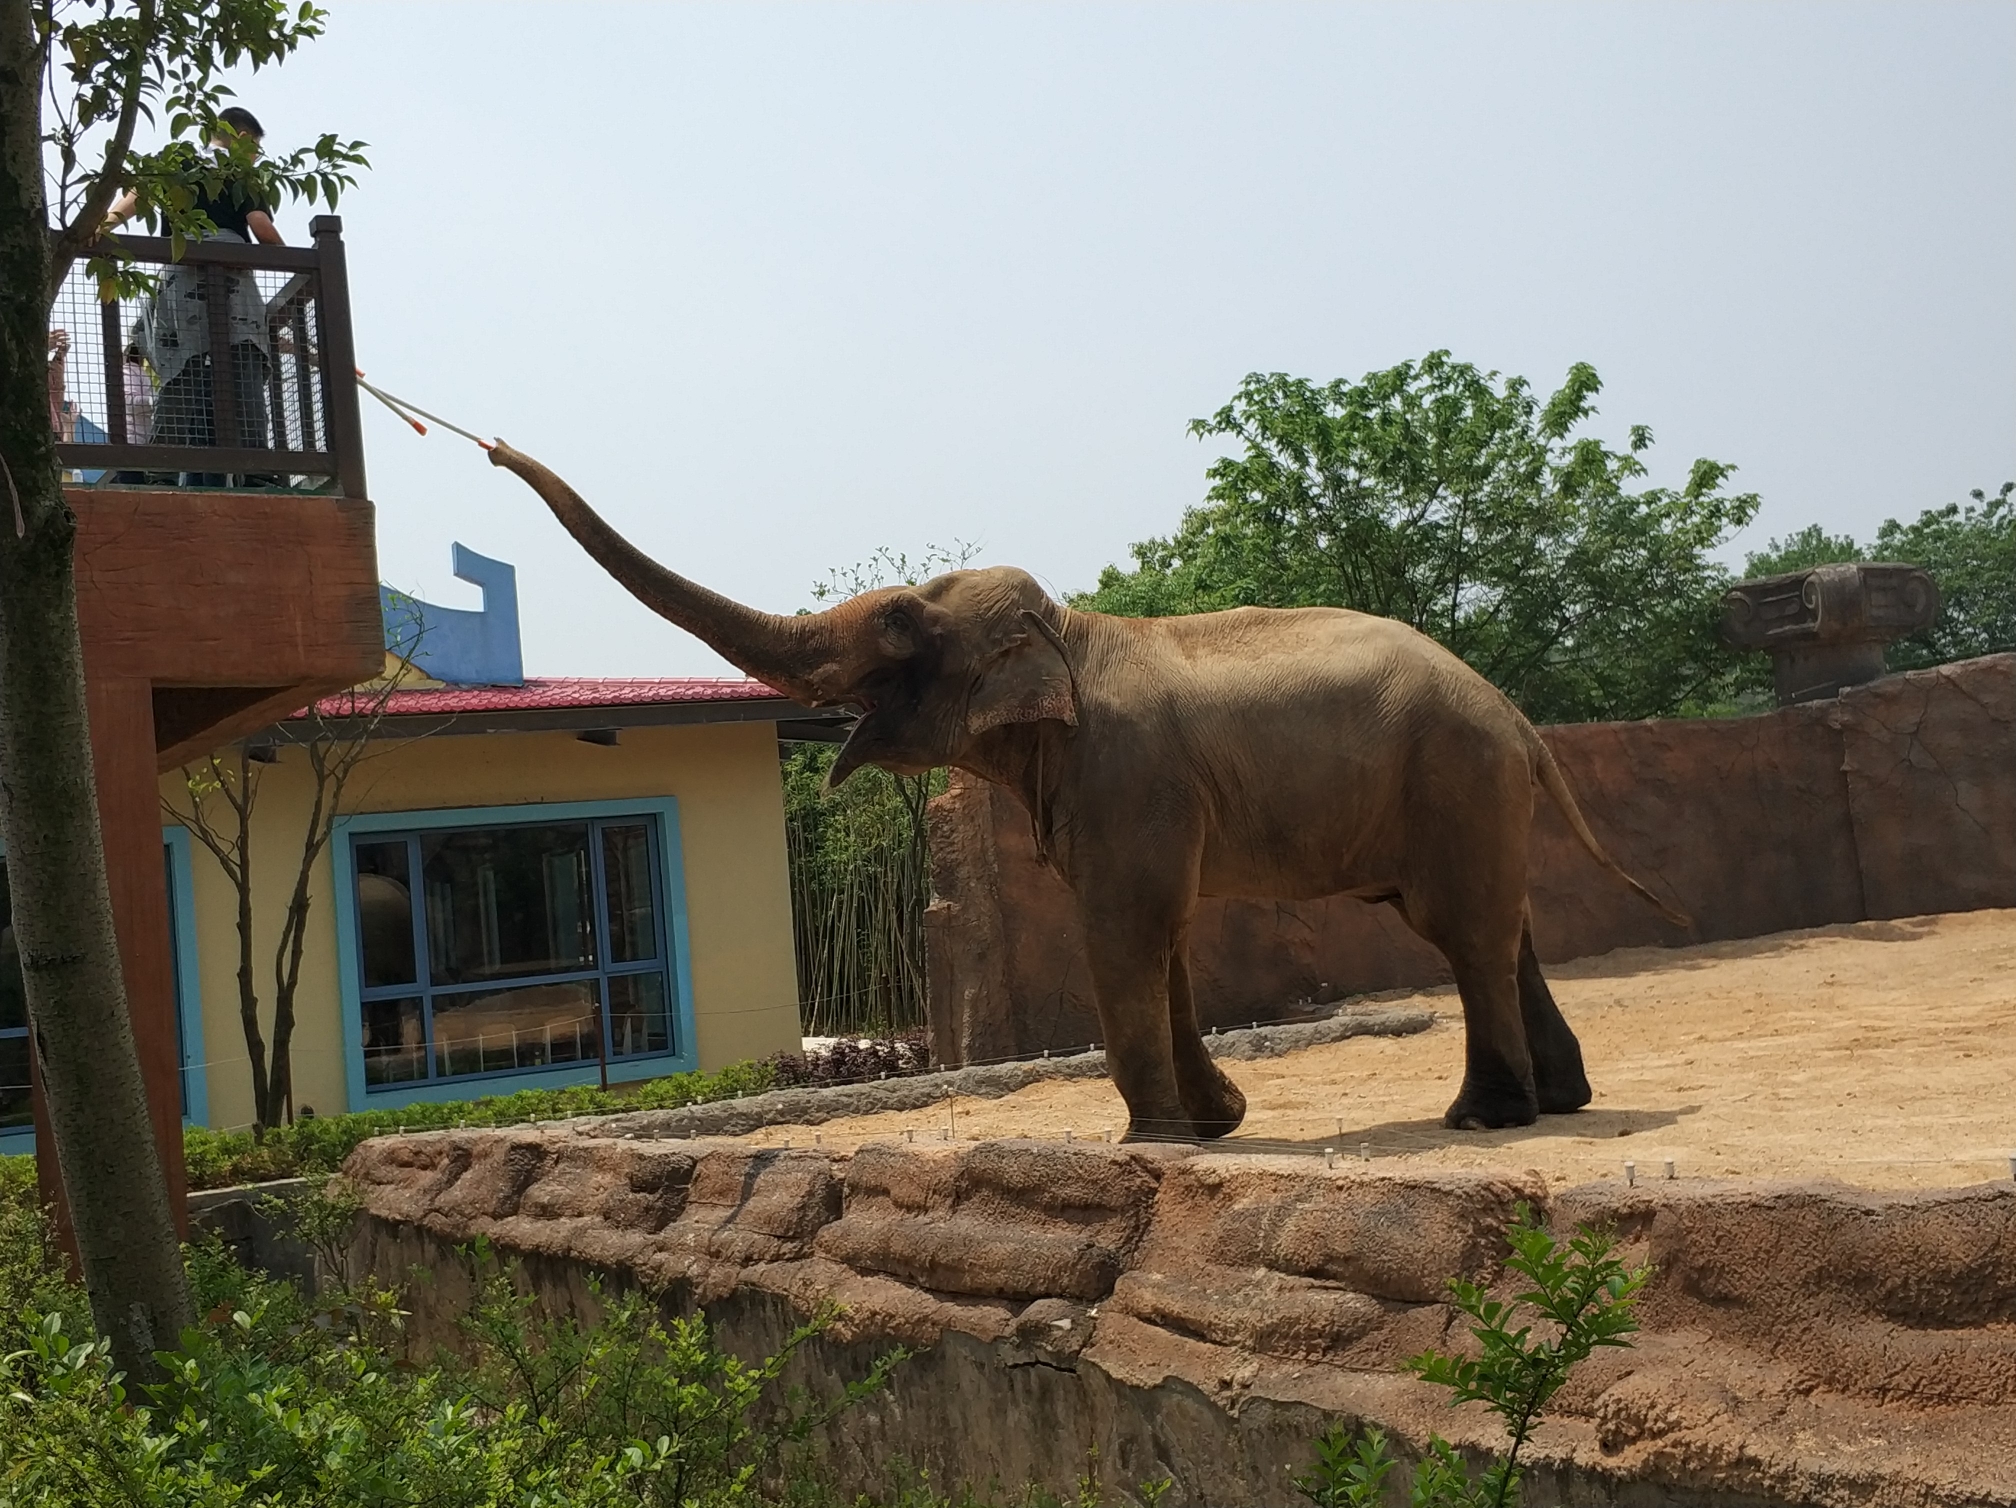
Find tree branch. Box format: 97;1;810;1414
46;0;154;293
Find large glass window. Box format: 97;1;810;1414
351;817;674;1090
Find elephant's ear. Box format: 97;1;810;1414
967;611;1077;735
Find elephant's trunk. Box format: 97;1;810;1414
487;442;838;703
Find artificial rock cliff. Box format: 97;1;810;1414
346;1128;2016;1507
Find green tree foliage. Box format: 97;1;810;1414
40;0;366;293
1297;1206;1647;1508
1074;353;1760;723
1744;482;2016;672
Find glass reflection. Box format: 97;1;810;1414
421;825;595;985
600;823;657;963
608;972;669;1058
429;980;602;1079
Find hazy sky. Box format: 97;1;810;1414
226;2;2012;678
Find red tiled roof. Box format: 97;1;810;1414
308;677;793;718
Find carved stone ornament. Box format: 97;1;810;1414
1720;562;1939;705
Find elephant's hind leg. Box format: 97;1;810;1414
1169;940;1245;1138
1518;923;1591;1114
1396;868;1538;1131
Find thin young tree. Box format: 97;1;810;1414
163;613;426;1134
0;0;362;1373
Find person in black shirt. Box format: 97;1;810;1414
107;108;281;482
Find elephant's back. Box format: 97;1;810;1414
1112;603;1525;737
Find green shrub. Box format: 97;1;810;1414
1297;1205;1647;1508
0;1157;85;1359
176;1056;776;1190
0;1223;896;1507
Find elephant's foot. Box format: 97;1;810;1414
1442;1079;1539;1132
1119;1116;1196;1145
1534;1062;1592;1116
1181;1069;1247;1140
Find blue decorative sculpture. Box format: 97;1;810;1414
380;543;524;687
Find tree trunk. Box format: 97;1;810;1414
0;0;193;1376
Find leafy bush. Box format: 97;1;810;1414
0;1158;86;1352
177;1056;777;1190
0;1212;897;1507
767;1031;933;1089
1297;1205;1647;1508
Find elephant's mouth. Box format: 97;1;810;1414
827;708;880;788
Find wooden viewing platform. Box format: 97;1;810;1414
28;217;384;1225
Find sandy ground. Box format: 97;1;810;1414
736;910;2016;1190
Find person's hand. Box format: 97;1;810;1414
47;329;69;357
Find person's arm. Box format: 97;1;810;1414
103;189;138;232
47;331;70;438
246;208;282;246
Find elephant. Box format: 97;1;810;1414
487;442;1688;1138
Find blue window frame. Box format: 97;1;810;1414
332;799;696;1111
0;829;206;1157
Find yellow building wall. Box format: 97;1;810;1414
161;721;803;1129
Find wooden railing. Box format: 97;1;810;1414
50;215;367;498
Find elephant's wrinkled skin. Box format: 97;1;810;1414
488;443;1687;1136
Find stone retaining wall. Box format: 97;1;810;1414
925;655;2016;1063
344;1129;2016;1507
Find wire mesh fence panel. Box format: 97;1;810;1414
46;236;343;490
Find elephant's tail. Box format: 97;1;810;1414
1533;741;1693;930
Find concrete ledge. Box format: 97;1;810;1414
585;1004;1434;1141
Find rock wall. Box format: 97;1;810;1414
926;654;2016;1062
344;1128;2016;1507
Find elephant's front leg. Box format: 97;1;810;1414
1073;880;1198;1144
1169;939;1245;1138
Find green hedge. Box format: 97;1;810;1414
1;1058;777;1193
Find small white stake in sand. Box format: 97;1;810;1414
1360;1142;1371;1162
905;1129;915;1143
2008;1153;2015;1183
815;1132;823;1149
1335;1117;1344;1137
948;1094;956;1141
1624;1161;1637;1187
1324;1147;1336;1168
1065;1129;1074;1144
781;1138;789;1150
1664;1158;1676;1181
